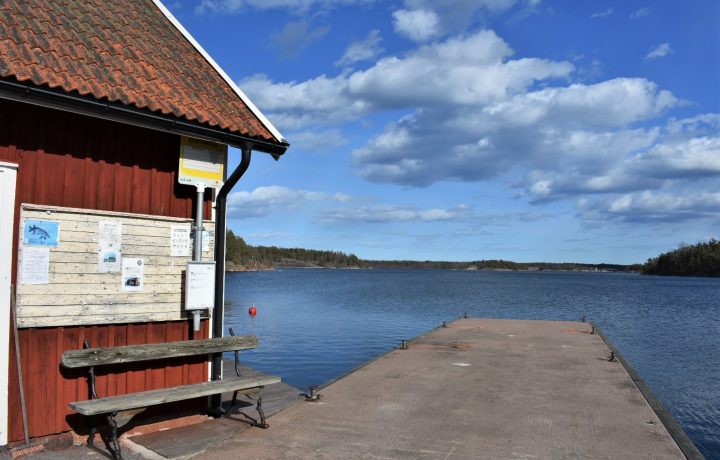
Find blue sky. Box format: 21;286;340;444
170;0;720;264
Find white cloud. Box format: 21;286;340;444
287;128;348;152
347;31;572;108
646;43;673;60
391;0;530;42
630;7;651;19
239;73;366;130
580;191;720;223
591;8;614;18
241;30;572;130
629;135;720;179
336;30;383;67
392;9;440;42
228;186;348;218
480;78;676;128
196;0;375;14
271;21;330;58
237;26;718;228
320;204;474;223
352;78;676;186
666;113;720;136
516;116;720;203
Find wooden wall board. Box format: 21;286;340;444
0;100;216;443
16;204;216;327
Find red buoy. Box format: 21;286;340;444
248;304;257;316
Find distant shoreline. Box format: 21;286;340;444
225;265;637;274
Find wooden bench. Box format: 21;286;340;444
61;331;280;459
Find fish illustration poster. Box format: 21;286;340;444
23;219;59;246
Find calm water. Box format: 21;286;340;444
224;269;720;458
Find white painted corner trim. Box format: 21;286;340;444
0;162;18;446
152;0;288;146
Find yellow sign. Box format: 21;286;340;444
178;136;227;188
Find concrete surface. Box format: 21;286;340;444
3;319;692;459
205;319;686;459
1;364;302;460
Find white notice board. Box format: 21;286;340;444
185;262;215;310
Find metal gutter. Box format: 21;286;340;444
209;144;252;410
0;78;289;157
151;0;287;145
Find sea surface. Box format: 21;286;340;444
224;269;720;458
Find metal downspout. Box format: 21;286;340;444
210;144;252;409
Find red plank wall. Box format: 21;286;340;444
0;99;214;441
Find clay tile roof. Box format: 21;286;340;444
0;0;284;145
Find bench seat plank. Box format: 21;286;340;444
61;336;258;368
69;375;281;415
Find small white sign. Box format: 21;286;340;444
98;221;122;250
20;246;50;284
99;250;121;273
170;225;191;257
178;137;227;188
122;258;144;292
202;230;212;253
185;262;215;310
98;221;122;272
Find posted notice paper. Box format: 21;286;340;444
20;246;50;284
121;258;144;292
98;220;122;273
170;225;190;257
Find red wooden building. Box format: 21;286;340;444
0;0;288;444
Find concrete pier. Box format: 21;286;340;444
209;318;691;459
19;318;699;459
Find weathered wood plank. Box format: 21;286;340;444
16;312;188;327
30;272;182;285
17;303;183;317
23;204;196;224
57;232;177;247
32;242;192;255
18;206;215;327
38;224;205;244
18;281;182;295
44;252;208;265
50;262;189;275
69;375;281;415
18;292;182;306
61;336;258;368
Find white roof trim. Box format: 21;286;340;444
151;0;287;145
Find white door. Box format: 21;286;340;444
0;162;18;446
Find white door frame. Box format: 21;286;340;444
0;161;18;446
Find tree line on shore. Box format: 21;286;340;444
225;230;362;270
642;239;720;277
225;231;634;273
226;231;719;277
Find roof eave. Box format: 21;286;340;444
0;78;289;157
151;0;288;146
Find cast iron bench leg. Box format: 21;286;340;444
87;417;98;448
256;396;268;428
107;412;122;460
226;390;240;418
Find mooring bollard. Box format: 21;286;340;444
306;385;321;401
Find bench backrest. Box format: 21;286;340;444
61;335;258;368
